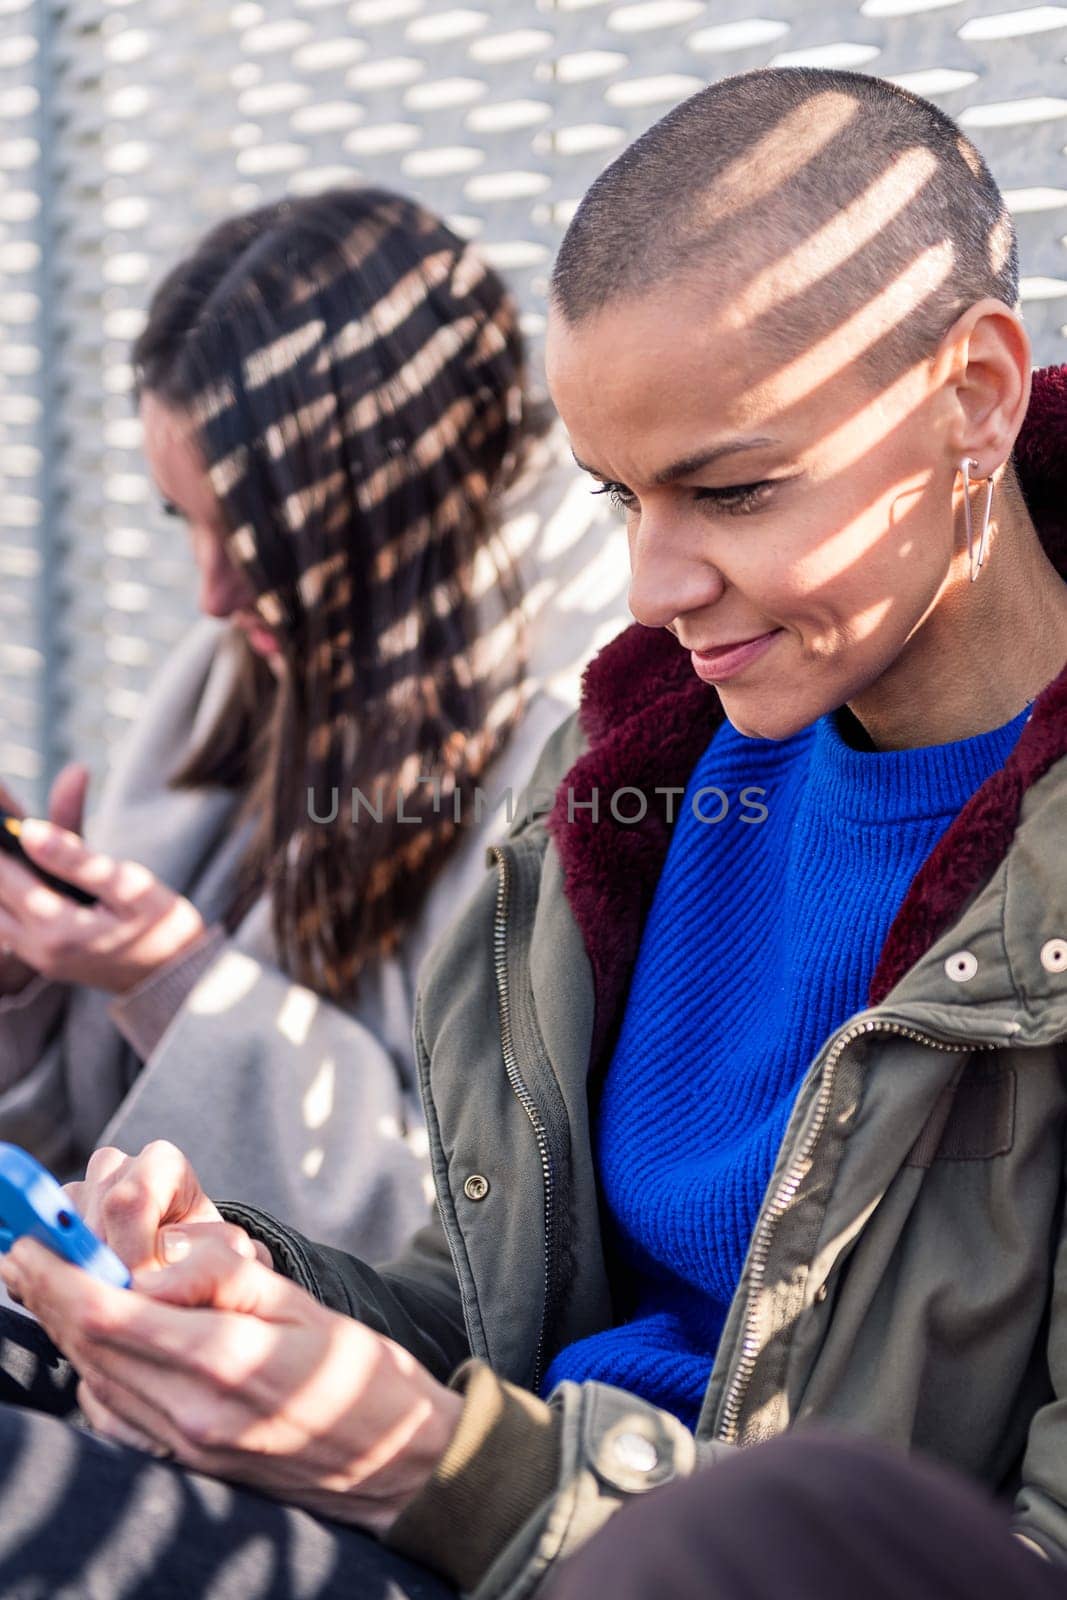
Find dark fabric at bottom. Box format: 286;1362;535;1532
545;1426;1067;1600
3;1301;1062;1600
0;1308;457;1600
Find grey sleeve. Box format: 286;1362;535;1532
107;925;229;1063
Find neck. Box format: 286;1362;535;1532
848;487;1067;751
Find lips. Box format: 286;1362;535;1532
692;630;779;660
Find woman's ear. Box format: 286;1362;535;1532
935;297;1032;477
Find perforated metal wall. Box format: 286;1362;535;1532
3;0;1066;807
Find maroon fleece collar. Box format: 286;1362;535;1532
547;364;1067;1073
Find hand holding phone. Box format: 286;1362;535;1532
0;763;94;912
0;797;206;996
0;1143;131;1289
0;808;98;907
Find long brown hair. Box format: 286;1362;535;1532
133;187;544;999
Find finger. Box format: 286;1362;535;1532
66;1146;128;1235
0;849;53;917
0;843;104;945
48;763;90;834
135;1237;298;1322
82;1145;130;1186
158;1222;261;1266
90;1141;219;1271
16;820;120;903
0;1255;25;1306
4;1239;261;1463
77;1376;174;1459
76;1357;236;1477
6;1238;150;1364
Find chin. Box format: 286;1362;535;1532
720;694;816;744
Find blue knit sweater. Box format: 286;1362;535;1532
541;698;1032;1427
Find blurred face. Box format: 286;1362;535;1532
545;280;969;743
139;391;282;667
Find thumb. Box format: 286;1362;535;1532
135;1237;299;1320
48;763;89;833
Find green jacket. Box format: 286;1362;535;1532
224;610;1067;1597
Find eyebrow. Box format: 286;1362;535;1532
572;436;781;486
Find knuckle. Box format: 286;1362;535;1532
190;1237;239;1279
211;1332;248;1389
41;930;75;966
79;1372;108;1413
179;1325;245;1393
219;1224;252;1255
84;1147;125;1185
7;1238;33;1273
141;1140;182;1171
178;1403;226;1452
187;1342;225;1385
75;1379;102;1427
77;1305;115;1344
115;862;153;904
101;1178;149;1220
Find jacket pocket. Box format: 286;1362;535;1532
906;1058;1016;1167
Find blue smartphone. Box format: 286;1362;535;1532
0;1143;131;1289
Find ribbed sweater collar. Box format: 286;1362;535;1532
808;701;1034;824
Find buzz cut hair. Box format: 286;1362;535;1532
550;67;1019;382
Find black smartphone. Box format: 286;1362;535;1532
0;807;98;908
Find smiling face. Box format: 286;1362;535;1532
546;279;976;742
139;391;283;668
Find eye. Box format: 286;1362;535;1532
590;481;638;514
695;481;777;515
160;499;184;520
590;479;778;516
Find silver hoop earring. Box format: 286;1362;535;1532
960;456;993;582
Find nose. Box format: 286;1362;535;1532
627;510;726;631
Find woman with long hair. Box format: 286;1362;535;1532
0;185;557;1258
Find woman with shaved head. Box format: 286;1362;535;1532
0;67;1065;1600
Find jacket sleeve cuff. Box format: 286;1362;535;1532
107;925;228;1061
0;969;50;1015
0;972;68;1090
384;1358;561;1593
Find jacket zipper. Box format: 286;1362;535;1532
489;843;556;1393
715;1015;1002;1445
